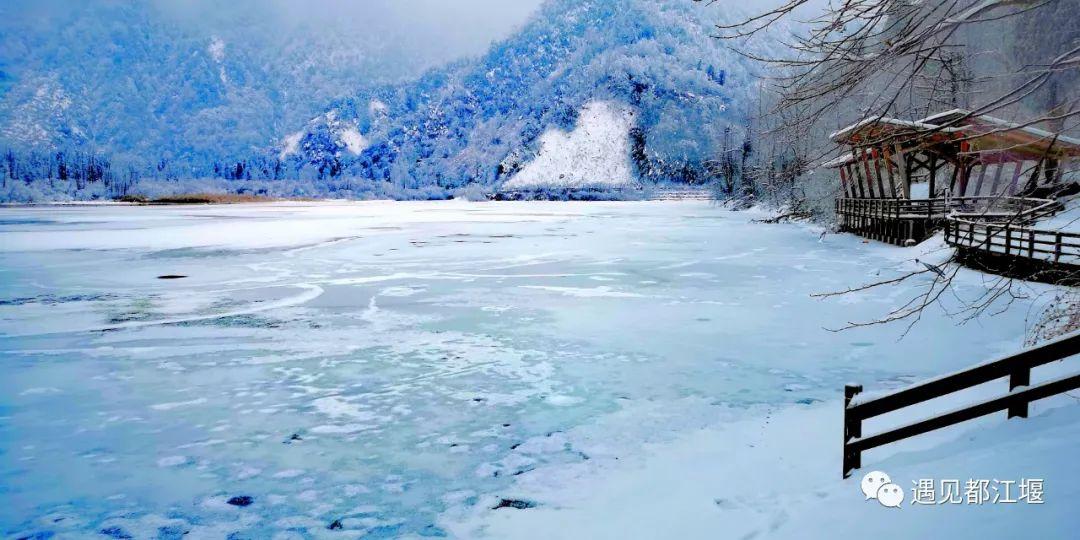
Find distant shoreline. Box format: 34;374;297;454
0;194;321;207
0;187;720;207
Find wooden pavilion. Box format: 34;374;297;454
828;109;1080;245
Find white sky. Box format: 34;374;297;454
155;0;547;64
3;0;547;74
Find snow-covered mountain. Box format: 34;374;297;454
285;0;759;189
1;0;762;199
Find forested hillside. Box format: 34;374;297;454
0;1;459;163
0;0;761;201
285;0;758;191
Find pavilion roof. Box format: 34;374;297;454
821;154;858;169
829;109;1080;160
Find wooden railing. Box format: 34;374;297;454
842;330;1080;478
950;196;1059;223
836;196;1057;223
945;218;1080;265
836;197;950;221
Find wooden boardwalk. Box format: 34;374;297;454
837;194;1078;283
835;198;950;245
945;216;1080;285
835;196;1059;246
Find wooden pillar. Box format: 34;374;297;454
948;161;961;196
870;148;884;197
870;147;887;198
882;145;899;198
1006;161;1024;196
850;148;866;198
1008;365;1031;419
858;164;869;199
860;148;877;198
928;154;938;198
845;165;858;198
893;144;911;199
843;383;863;478
957;164;972;197
1028;157;1045;193
956;141;971;197
972;163;989;196
842;165;852;200
1045;156;1060;184
1049;154;1067;183
988;160;1006;197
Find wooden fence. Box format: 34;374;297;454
835;198;949;245
842;330;1080;478
836;197;948;221
945;218;1080;265
836;196;1056;222
836;195;1060;246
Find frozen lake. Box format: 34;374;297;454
0;201;1059;538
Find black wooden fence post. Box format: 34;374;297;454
843;384;863;478
1008;368;1030;419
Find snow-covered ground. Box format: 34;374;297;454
503;101;637;190
0;201;1075;539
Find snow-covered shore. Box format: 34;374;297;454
445;375;1079;539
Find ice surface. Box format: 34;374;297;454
0;201;1071;538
